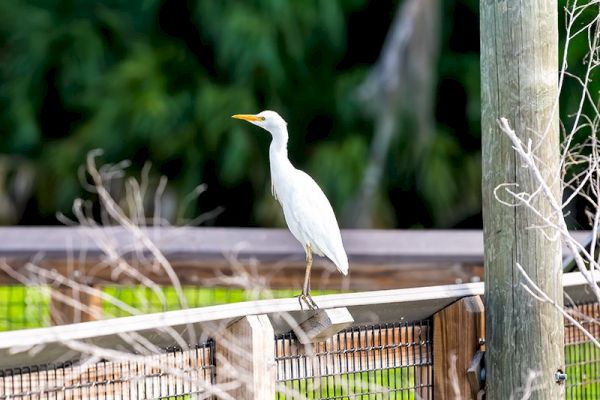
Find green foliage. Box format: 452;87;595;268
0;0;493;228
276;369;418;399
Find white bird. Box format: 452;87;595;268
232;110;348;309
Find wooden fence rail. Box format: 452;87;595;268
0;227;591;327
0;227;486;288
0;272;597;399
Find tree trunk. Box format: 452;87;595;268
480;1;564;399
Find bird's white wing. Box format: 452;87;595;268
281;169;348;275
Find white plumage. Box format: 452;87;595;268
232;110;348;308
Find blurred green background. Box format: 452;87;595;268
0;0;591;228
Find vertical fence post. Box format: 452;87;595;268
50;285;103;325
433;296;484;399
215;315;276;399
480;0;564;398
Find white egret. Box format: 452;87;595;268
232;111;348;309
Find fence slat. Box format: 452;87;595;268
50;285;103;325
215;315;275;399
433;295;484;399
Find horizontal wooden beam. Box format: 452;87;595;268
0;228;589;289
0;272;594;369
0;258;484;289
0;227;487;263
0;279;486;369
0;227;491;289
0;227;590;263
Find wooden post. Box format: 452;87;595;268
433;296;484;399
480;1;564;398
50;285;103;325
215;315;275;399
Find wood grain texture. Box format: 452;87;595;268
433;296;484;400
0;227;491;290
0;227;485;263
296;307;354;344
0;227;590;289
0;258;483;290
480;1;564;398
215;315;275;399
50;286;103;325
0;272;593;370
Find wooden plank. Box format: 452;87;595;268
50;285;103;325
296;308;354;344
433;296;484;400
215;315;275;399
0;272;593;369
0;257;484;289
0;227;590;289
0;227;487;263
0;227;590;264
0;279;484;369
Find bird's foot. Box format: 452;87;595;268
297;293;319;310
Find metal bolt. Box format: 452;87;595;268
478;338;486;346
555;370;567;384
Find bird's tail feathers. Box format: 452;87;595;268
334;253;349;276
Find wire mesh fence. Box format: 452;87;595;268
2;293;600;399
565;302;600;399
275;320;433;399
0;286;50;331
0;340;216;400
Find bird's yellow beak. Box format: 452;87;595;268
232;114;265;122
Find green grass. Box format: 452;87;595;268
102;286;341;317
565;341;600;398
276;368;422;399
0;286;50;331
0;285;342;330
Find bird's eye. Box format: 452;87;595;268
259;117;266;121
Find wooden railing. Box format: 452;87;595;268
0;272;596;399
0;227;590;326
0;227;487;289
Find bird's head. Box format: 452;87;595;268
232;110;287;135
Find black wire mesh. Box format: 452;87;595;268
275;320;433;400
0;340;216;400
565;302;600;399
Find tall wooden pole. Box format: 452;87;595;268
481;1;564;398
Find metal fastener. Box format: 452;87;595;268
555;370;567;384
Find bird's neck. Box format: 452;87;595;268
268;126;293;190
269;138;291;169
268;125;289;153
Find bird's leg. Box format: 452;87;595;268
298;245;318;310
